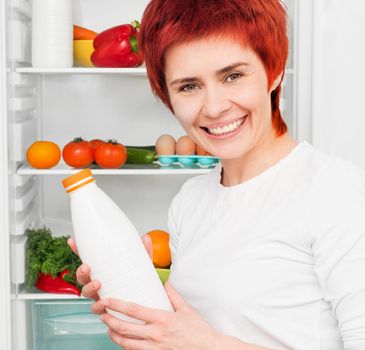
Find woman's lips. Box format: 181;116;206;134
200;116;248;139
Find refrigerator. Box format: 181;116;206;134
1;0;364;349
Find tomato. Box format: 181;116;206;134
94;140;127;168
62;138;94;168
90;139;105;151
26;141;61;169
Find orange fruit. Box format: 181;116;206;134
146;230;171;268
26;141;61;169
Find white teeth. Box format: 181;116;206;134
207;118;245;136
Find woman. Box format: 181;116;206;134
69;0;365;349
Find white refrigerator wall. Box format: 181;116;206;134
311;0;365;169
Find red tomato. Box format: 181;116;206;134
90;139;105;151
62;138;94;168
94;140;127;169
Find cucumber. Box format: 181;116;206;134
125;145;156;151
126;147;156;164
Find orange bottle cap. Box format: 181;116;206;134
62;168;94;193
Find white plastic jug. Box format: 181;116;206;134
32;0;73;68
62;169;173;322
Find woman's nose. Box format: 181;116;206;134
201;86;232;119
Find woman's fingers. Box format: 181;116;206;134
141;234;153;260
101;313;152;340
91;298;106;314
98;298;167;324
81;280;101;300
67;237;79;255
68;238;101;301
75;264;100;300
108;329;151;349
76;264;91;285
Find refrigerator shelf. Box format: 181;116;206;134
17;163;215;175
15;67;148;75
15;67;295;75
15;288;85;300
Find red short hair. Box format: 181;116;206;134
139;0;288;136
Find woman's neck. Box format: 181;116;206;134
220;133;298;187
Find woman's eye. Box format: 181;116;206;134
225;73;242;83
179;84;199;93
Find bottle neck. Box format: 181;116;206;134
67;178;96;194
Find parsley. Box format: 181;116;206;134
25;227;82;289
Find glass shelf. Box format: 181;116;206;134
15;67;148;75
15;67;295;75
17;163;216;176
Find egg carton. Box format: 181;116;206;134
157;155;220;167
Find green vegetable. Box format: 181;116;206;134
25;227;82;289
126;146;156;164
125;145;156;151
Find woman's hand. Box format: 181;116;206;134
92;281;221;350
68;237;101;300
68;234;153;301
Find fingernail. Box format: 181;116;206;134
103;299;109;307
80;267;86;274
100;314;105;321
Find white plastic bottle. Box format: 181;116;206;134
62;169;173;322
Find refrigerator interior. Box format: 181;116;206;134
3;0;300;349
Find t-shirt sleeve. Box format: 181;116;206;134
311;161;365;349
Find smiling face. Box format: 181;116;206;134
165;37;281;161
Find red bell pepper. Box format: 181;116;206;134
91;21;143;68
93;20;139;50
35;269;81;296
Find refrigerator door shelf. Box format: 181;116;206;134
15;183;36;212
10;235;27;285
13;200;36;236
9;20;30;63
12;0;31;18
11;119;36;163
10;97;35;113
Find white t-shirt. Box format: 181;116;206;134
168;141;365;350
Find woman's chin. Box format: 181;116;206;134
215;153;246;162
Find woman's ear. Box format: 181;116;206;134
270;72;284;93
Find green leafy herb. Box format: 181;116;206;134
25;226;82;289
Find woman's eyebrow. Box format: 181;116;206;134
169;62;249;87
170;77;199;87
216;61;249;75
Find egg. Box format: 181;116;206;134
196;144;211;156
155;134;176;155
176;135;196;155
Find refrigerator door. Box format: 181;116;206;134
0;0;12;349
311;0;365;168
